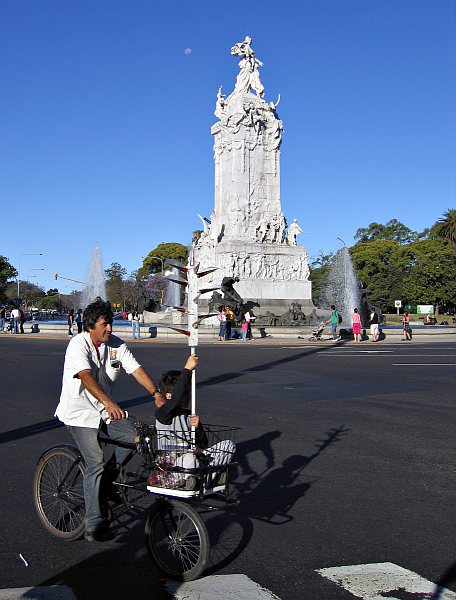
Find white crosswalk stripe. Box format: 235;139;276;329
165;574;281;599
316;562;456;599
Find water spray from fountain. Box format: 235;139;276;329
321;246;362;328
81;243;107;309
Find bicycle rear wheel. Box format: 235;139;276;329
145;499;209;581
33;445;86;540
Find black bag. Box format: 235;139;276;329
338;313;342;324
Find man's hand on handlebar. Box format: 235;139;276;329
104;400;127;421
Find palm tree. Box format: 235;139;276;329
434;208;456;252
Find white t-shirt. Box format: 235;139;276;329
55;331;140;428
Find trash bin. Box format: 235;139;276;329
148;326;157;339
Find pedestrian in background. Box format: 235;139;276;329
326;305;341;340
67;309;75;336
217;305;226;341
225;305;234;340
131;310;140;339
19;308;26;334
0;306;6;332
241;318;248;340
75;309;83;334
351;308;362;343
11;306;20;334
402;311;412;341
369;308;379;342
244;307;255;340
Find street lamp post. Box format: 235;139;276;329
17;253;43;299
150;256;164;275
54;275;84;313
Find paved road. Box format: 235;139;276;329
1;336;455;599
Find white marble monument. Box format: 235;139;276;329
195;36;312;313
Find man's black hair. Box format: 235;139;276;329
83;298;113;332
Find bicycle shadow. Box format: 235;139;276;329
37;516;170;600
203;424;349;575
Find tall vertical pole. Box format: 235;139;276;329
187;246;199;445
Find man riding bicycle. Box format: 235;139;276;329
54;298;164;541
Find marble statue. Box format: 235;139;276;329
230;36;264;99
287;219;304;246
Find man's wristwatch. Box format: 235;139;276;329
151;389;160;398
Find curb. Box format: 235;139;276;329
0;587;76;600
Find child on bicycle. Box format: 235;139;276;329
151;354;235;489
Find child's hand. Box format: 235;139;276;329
185;354;199;371
189;414;200;428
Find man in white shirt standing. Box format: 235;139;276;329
11;306;20;334
55;299;164;541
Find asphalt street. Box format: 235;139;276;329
0;336;455;599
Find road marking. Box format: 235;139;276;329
393;363;455;366
165;574;281;599
318;351;393;354
316;562;456;599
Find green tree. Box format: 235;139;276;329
5;280;45;308
38;294;64;312
350;239;408;311
309;252;334;307
105;262;127;308
139;243;188;278
0;255;17;301
354;219;417;245
122;272;146;311
433;208;456;252
402;236;456;312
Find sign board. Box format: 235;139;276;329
394;300;402;308
417;305;434;314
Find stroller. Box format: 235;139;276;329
308;322;325;342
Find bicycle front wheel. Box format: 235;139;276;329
145;499;209;581
33;445;86;540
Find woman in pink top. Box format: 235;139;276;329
402;311;411;341
217;305;226;341
351;308;362;342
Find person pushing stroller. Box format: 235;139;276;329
308;322;325;342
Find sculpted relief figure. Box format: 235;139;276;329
278;212;287;243
264;110;283;151
287;218;304;246
256;214;269;242
230;36;265;99
215;86;227;120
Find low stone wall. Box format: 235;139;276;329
22;321;456;341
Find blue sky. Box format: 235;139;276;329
1;0;455;294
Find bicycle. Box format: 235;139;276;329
33;421;239;581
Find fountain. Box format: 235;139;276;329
320;247;362;328
81;243;107;308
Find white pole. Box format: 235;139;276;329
187;246;198;445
